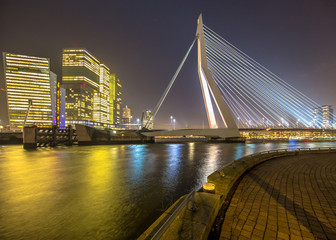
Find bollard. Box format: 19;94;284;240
23;125;37;149
203;182;215;193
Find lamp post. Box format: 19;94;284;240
173;118;176;129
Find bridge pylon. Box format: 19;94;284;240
196;14;238;131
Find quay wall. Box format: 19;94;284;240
138;147;336;240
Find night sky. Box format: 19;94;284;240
1;0;336;129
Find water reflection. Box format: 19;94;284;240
0;141;335;239
128;145;147;184
205;144;220;177
188;142;195;161
164;144;182;189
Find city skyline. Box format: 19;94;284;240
1;1;336;128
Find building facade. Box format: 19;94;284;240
312;105;334;128
114;77;122;125
62;49;125;127
62;49;100;124
109;74;116;124
93;64;110;123
2;52;53;128
312;107;322;128
322;105;333;128
122;106;131;129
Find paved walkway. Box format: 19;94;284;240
220;153;336;240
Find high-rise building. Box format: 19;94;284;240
50;71;57;125
109;74;116;124
114;77;122;125
322;105;333;128
62;49;100;124
58;85;66;129
2;52;53;128
122;106;131;129
62;49;124;127
313;105;334;128
94;64;110;123
312;107;322;128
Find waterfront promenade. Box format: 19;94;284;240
220;153;336;239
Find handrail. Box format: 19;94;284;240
150;191;195;240
147;147;336;239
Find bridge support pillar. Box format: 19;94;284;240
23;126;37;149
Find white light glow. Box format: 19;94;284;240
200;66;218;128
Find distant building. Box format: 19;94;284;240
94;64;110;123
50;71;57;125
109;74;116;124
62;49;114;126
2;52;53;128
59;86;66;128
313;105;334;128
122;106;131;129
312;107;322;128
142;110;154;129
62;49;100;124
322;105;333;128
114;77;122;125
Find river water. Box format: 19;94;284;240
0;141;335;239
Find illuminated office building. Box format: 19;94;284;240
312;107;322;128
2;52;53;128
109;74;116;124
114;77;122;125
313;105;334;128
93;64;110;123
50;71;57;125
122;106;131;129
62;49;100;124
322;105;333;128
62;49;124;127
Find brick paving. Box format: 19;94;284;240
220;153;336;240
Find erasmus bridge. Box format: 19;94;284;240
142;15;335;139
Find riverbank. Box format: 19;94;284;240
218;152;336;239
138;147;336;239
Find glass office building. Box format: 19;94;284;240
62;49;115;125
93;64;110;123
62;49;100;123
2;52;53;128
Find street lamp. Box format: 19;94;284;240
173;118;176;129
136;118;140;129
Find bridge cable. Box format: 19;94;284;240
202;25;336;128
144;36;197;128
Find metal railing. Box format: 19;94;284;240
149;191;195;240
146;147;336;239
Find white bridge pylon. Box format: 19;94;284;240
196;14;238;130
144;14;240;138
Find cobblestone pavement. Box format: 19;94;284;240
220;153;336;240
